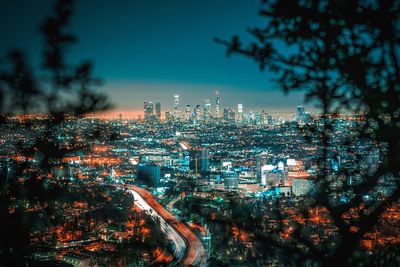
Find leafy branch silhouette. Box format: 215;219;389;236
0;0;111;265
216;0;399;265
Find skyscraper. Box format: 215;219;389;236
203;99;211;121
223;108;229;121
185;104;191;121
215;97;220;118
255;111;262;125
173;94;181;118
155;101;161;121
223;108;235;122
267;115;273;125
297;106;305;124
237;104;243;123
144;101;154;121
238;104;243;114
194;104;202;122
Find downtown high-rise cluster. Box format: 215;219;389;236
142;94;295;126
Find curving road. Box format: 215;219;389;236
120;185;207;266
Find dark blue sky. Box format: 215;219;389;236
0;0;305;112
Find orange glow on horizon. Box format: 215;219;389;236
88;109;168;119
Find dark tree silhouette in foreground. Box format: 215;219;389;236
1;2;170;266
0;0;111;265
217;0;399;266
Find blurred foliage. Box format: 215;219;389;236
216;0;400;265
0;0;166;266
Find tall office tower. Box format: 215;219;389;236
260;110;267;125
223;108;235;122
223;108;229;121
237;104;243;123
238;104;243;114
228;109;236;122
297;106;305;123
255;111;262;125
173;94;181;118
185;104;191;121
203;99;211;121
215;97;220;118
297;106;311;124
194;104;202;121
144;101;154;121
250;110;255;122
155;101;161;121
267;115;273;125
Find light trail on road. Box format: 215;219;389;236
118;185;207;266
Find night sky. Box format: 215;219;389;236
0;0;305;113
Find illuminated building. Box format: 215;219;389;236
237;104;243;123
137;164;161;187
185;104;191;121
194;104;202;122
260;164;275;186
144;101;154;121
265;170;285;187
255;111;262;125
51;166;74;179
257;152;269;181
223;171;239;190
260;110;267;125
250;110;255;122
292;177;314;196
189;149;209;174
155;101;161;121
215;97;220;118
229;109;235;122
203;99;211;121
296;105;310;124
267;115;273;125
223;108;235;122
173;94;181;118
223;109;229;121
221;160;232;171
238;104;243;113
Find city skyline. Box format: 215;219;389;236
101;81;308;113
99;92;311;120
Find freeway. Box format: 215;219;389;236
121;185;207;266
127;188;187;262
